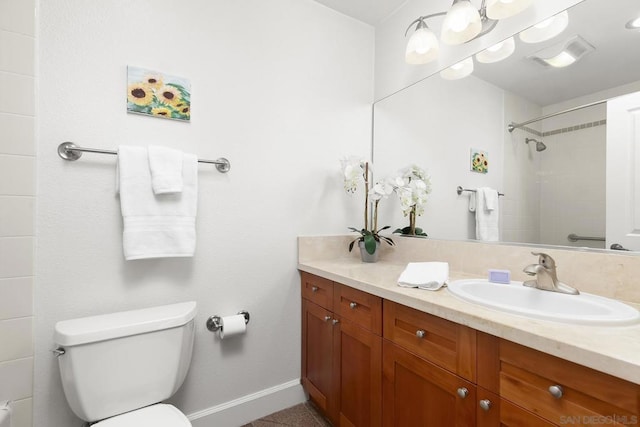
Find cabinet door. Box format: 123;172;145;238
302;299;335;418
335;318;382;427
383;340;476;427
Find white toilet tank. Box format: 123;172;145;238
54;301;197;422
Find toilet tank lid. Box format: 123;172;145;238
54;301;197;347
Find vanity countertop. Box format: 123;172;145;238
298;258;640;385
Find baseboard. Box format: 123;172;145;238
187;379;307;427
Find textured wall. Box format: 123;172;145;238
0;0;36;425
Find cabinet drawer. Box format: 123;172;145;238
334;283;382;335
301;272;334;310
499;340;640;426
383;300;476;381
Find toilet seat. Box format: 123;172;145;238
93;403;191;427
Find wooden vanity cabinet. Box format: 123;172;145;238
301;272;382;426
382;300;478;426
301;272;640;427
477;332;640;427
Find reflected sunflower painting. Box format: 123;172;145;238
471;149;489;174
127;66;191;121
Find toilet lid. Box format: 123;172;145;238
93;404;191;427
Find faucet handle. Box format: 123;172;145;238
531;252;556;270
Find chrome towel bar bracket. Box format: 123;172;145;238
58;142;231;173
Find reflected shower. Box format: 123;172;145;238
525;137;547;152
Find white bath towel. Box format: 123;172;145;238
148;145;184;194
475;187;499;242
397;262;449;291
117;146;198;260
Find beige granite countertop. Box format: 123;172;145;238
298;258;640;385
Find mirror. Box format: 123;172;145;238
373;0;640;253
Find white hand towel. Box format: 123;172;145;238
483;187;498;211
475;187;499;242
148;145;184;194
397;262;449;291
117;146;198;260
468;191;476;212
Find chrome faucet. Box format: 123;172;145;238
523;252;579;295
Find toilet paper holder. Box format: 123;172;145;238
206;311;250;332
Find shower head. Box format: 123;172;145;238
525;137;547;152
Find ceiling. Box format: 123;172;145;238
312;0;407;25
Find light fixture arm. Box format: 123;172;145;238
404;13;447;37
405;0;496;41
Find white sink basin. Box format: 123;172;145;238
447;279;640;326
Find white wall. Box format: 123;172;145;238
374;74;504;240
373;0;583;101
35;1;373;426
0;0;36;425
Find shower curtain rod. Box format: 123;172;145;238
507;99;607;133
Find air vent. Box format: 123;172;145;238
526;35;595;68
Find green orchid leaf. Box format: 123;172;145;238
363;234;377;254
380;236;395;246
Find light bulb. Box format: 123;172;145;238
441;1;482;45
405;23;439;64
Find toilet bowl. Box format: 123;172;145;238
54;301;197;425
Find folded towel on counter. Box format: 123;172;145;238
148;145;184;194
117;145;198;260
475;187;499;242
397;262;449;291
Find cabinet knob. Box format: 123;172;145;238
457;387;469;399
332;319;340;325
349;302;358;309
479;399;492;411
416;329;426;338
324;315;332;322
311;286;319;292
548;385;564;399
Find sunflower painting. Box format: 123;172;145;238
470;149;489;174
127;66;191;121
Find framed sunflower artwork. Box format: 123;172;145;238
127;66;191;121
470;148;489;174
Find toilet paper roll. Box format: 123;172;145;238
0;400;11;427
219;314;247;339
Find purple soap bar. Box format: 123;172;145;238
488;269;511;284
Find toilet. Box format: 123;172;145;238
53;301;197;426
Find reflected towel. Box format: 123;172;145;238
117;146;198;260
475;187;499;242
148;145;184;194
397;262;449;291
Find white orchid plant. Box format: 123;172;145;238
391;165;432;236
341;157;395;255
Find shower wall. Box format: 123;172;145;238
538;108;607;249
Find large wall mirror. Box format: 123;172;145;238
373;0;640;253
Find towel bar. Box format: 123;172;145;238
456;186;504;197
58;142;230;173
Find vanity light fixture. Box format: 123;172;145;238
519;10;569;43
405;18;440;64
486;0;533;20
440;57;474;80
625;16;640;30
405;0;532;65
527;35;594;69
475;36;515;63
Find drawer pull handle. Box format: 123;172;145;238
332;319;340;325
349;302;358;309
457;387;469;399
311;286;319;292
416;329;426;338
324;315;332;322
479;399;492;411
548;385;564;399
